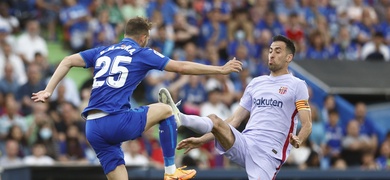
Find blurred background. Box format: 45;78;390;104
0;0;390;179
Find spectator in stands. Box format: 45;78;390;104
16;63;46;116
341;120;371;167
255;11;285;37
309;104;325;148
0;95;27;139
378;7;390;44
120;0;147;21
200;89;231;121
175;0;197;26
321;94;336;123
200;8;228;50
347;0;377;23
139;126;164;169
15;20;48;65
275;0;303;25
78;78;93;113
353;102;378;152
227;8;254;44
35;120;59;159
0;139;23;167
0;63;21;95
361;151;378;170
354;8;379;45
305;29;333;60
60;0;90;52
332;25;360;60
144;69;176;103
323;110;343;168
89;9;117;48
202;0;231;23
55;102;85;141
286;138;313;168
35;0;61;41
122;140;149;167
285;12;305;43
58;125;87;163
0;42;27;86
178;75;207;116
24;102;50;145
231;59;252;98
172;12;199;49
0;2;20;34
146;0;177;26
6;125;29;157
33;52;55;79
0;24;15;46
331;158;347;170
373;0;390;23
376;141;390;169
98;0;124;32
361;31;390;61
205;74;235;106
150;24;174;57
23;142;55;165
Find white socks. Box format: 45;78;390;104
180;114;213;134
165;164;176;175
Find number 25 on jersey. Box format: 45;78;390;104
92;56;132;89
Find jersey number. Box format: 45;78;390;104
92;56;132;88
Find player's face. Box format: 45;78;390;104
268;41;292;72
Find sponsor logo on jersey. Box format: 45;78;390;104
279;86;288;94
253;97;283;108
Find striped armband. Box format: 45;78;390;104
296;100;311;111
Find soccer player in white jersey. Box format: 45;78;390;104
159;35;312;180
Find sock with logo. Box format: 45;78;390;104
159;115;177;174
180;113;213;134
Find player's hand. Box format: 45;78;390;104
177;137;204;154
289;133;301;148
221;57;243;74
31;91;51;103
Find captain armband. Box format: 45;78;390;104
296;100;311;111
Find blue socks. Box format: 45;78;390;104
159;115;177;167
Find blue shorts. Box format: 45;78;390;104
85;106;149;174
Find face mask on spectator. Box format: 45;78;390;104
40;128;52;140
235;30;246;41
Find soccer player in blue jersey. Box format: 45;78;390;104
31;17;243;180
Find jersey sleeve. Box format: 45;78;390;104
239;80;253;111
141;48;170;70
295;80;310;111
79;47;104;68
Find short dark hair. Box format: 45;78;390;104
125;17;152;37
272;35;295;56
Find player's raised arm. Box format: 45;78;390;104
31;54;86;103
164;57;243;75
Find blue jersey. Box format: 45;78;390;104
79;38;170;118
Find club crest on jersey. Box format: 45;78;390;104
279;86;288;94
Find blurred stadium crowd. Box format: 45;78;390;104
0;0;389;172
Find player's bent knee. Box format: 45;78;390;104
159;103;173;119
207;114;224;129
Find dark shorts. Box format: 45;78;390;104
85;106;149;174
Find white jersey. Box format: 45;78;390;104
239;73;310;162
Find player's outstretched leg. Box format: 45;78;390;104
158;88;213;134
